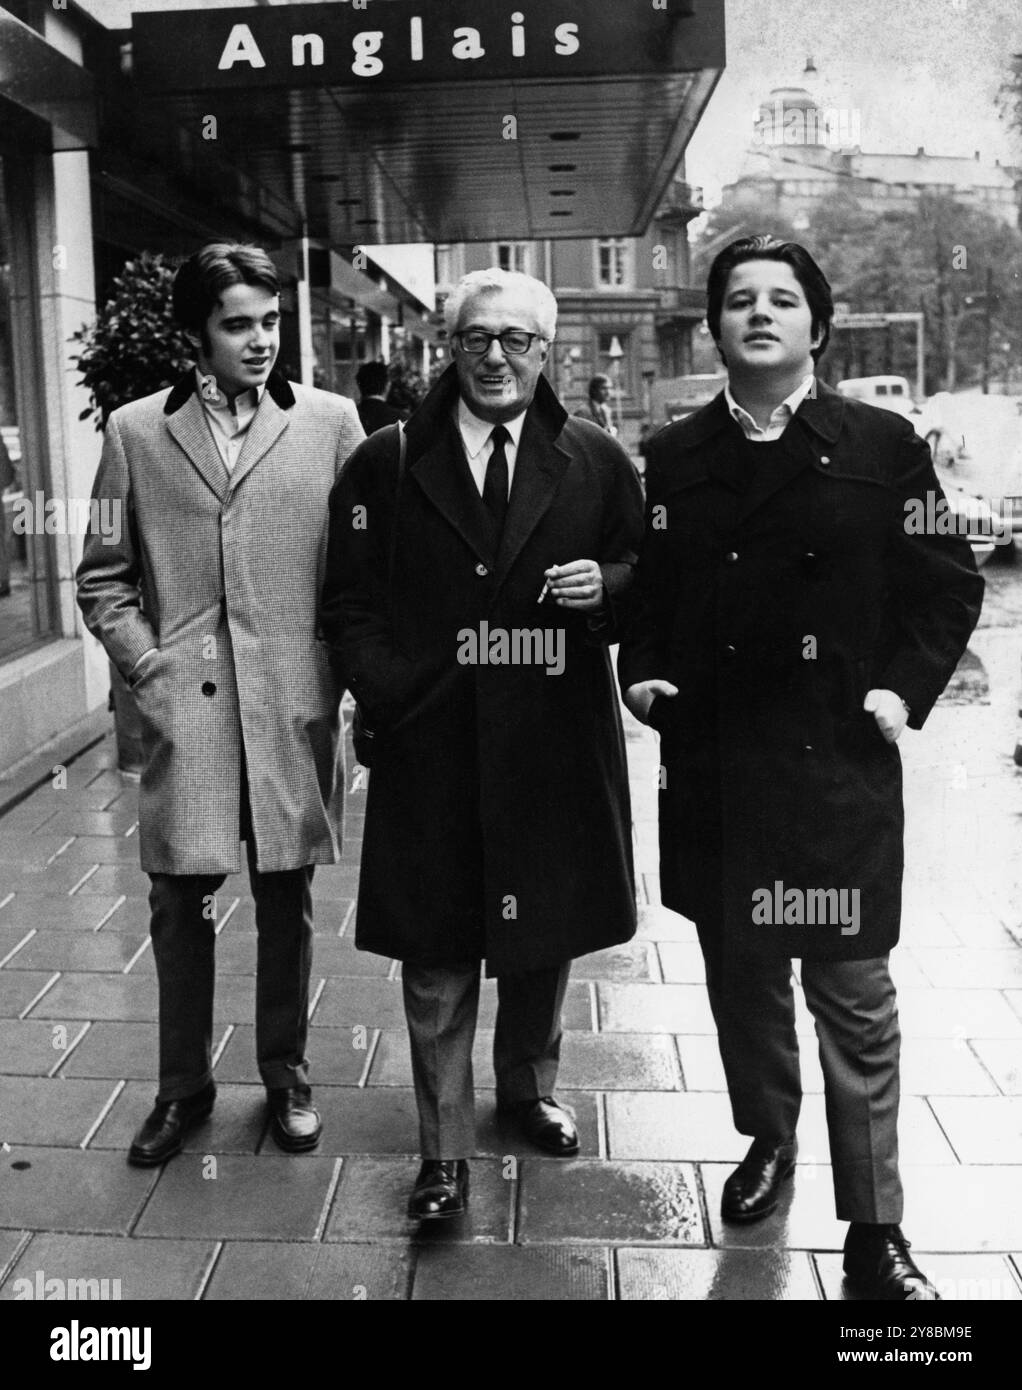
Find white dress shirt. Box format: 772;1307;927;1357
725;375;816;442
456;397;528;499
197;369;265;474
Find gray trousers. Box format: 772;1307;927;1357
705;950;903;1223
401;961;571;1159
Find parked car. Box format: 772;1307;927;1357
837;378;1012;562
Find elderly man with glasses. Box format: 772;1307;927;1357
321;268;644;1221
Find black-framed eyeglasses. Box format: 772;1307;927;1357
453;329;543;356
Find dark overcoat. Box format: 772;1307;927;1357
320;366;644;975
618;382;983;962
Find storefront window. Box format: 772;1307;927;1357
0;153;54;661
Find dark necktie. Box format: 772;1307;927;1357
482;424;510;536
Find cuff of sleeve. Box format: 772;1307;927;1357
112;628;161;683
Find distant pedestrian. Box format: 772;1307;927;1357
574;374;617;435
620;235;983;1300
355;360;403;435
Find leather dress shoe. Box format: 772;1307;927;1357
844;1223;941;1300
721;1136;797;1222
266;1087;322;1152
127;1082;215;1166
500;1096;580;1155
407;1160;469;1221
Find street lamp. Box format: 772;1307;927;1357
605;334;625;436
962;267;995;394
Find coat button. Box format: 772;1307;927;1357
724;551;739;563
819;455;831;466
474;563;489;577
201;681;216;697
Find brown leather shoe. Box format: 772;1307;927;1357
127;1082;216;1166
407;1160;469;1221
500;1096;580;1155
266;1086;322;1153
843;1224;941;1300
721;1136;797;1222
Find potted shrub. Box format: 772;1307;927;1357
72;252;193;772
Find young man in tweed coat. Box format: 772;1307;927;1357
76;243;364;1164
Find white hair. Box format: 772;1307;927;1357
444;268;558;341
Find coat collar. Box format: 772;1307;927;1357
163;367;295;416
402;365;572;589
658;380;847;517
683;378;846;448
163;368;295;499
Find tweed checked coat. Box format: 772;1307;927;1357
76;371;365;875
618;383;983;964
320;366;644;976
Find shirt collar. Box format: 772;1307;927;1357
725;374;815;433
195;368;265;416
457;396;528;461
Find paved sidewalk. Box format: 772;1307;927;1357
0;650;1021;1302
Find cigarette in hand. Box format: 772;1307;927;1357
538;565;559;603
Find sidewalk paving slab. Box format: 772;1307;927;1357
133;1153;342;1241
617;1246;820;1300
0;1147;158;1235
517;1159;705;1245
0;1076;121;1147
969;1038;1022;1093
204;1240;413;1301
0;894;129;930
0;1234;216;1301
0;1019;90;1075
411;1244;611;1300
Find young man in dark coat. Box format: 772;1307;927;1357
619;236;983;1300
322;268;643;1220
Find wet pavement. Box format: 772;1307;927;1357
0;591;1021;1302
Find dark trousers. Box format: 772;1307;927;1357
401;961;571;1159
148;831;314;1101
703;946;903;1223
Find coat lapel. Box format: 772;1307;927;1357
226;390;290;495
164;394;229;502
494;409;571;592
410;415;496;567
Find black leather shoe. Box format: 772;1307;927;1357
500;1096;580;1155
721;1136;797;1222
407;1160;469;1221
266;1087;322;1152
843;1224;941;1300
127;1082;216;1166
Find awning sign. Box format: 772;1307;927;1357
132;0;723;91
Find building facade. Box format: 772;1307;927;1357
725;74;1020;230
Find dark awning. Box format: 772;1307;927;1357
0;6;95;148
128;0;724;244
